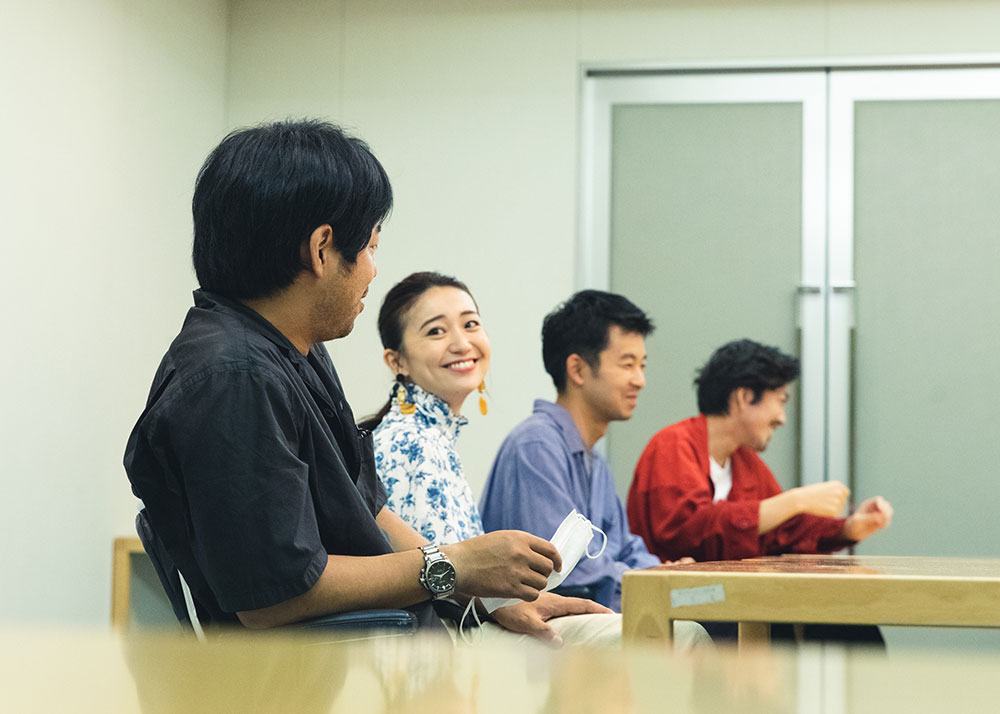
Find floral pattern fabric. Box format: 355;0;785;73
373;383;484;544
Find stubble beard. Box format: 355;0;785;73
312;286;357;342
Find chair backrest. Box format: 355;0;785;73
135;509;196;628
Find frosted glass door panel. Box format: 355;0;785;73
853;99;1000;559
853;96;1000;653
607;103;803;495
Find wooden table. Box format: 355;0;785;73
622;554;1000;649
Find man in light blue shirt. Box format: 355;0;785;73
479;290;662;611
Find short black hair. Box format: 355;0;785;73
192;119;392;300
541;290;654;393
695;339;800;415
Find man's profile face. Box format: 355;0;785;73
317;225;380;339
738;384;789;452
579;325;647;424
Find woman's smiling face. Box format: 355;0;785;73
388;285;490;415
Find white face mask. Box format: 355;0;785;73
480;509;607;613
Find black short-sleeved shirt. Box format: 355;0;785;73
124;290;399;623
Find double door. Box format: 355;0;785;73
582;66;1000;648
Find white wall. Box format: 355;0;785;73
4;0;1000;626
0;0;228;624
227;0;1000;501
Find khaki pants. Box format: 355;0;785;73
444;613;712;652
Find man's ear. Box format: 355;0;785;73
565;353;588;389
731;387;754;412
384;348;406;376
301;225;334;276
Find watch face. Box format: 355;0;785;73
426;560;456;593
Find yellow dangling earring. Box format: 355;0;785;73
478;380;488;416
396;374;416;415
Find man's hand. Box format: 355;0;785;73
841;496;893;542
760;481;850;535
441;530;562;602
491;592;613;647
791;481;850;518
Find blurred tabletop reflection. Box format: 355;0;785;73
3;628;1000;713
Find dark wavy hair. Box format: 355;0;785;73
357;271;476;431
541;290;654;393
695;339;800;415
192;119;392;300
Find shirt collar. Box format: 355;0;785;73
193;289;311;363
532;399;587;456
386;382;467;440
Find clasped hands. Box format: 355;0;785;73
790;481;893;542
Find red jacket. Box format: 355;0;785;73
627;415;851;562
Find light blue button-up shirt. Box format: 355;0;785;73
479;400;660;611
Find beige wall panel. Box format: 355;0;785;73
0;0;228;624
325;1;582;491
826;0;1000;56
228;0;347;125
578;0;827;64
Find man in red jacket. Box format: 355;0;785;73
627;339;892;563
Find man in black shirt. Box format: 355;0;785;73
124;120;613;644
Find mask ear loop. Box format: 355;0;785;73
459;597;484;646
585;525;608;559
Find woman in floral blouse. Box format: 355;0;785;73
360;272;490;544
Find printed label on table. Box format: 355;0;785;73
670;584;725;608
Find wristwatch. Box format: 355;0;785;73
418;544;457;600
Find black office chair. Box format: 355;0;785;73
135;509;418;639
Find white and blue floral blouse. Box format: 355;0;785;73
373;383;484;544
